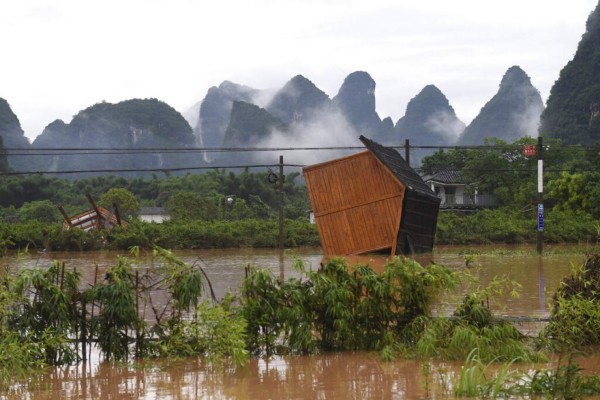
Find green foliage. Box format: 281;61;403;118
517;355;600;398
154;300;248;366
98;188;140;218
12;261;82;364
165;191;219;222
0;169;310;224
240;257;457;356
541;254;600;350
0;218;319;252
153;247;205;314
85;257;140;361
16;200;62;223
441;353;600;398
408;274;543;363
436;208;597;245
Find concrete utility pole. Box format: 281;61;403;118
537;136;544;255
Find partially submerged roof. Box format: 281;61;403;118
62;206;127;232
140;207;167;215
304;136;441;257
359;135;438;199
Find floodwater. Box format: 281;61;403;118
2;245;600;399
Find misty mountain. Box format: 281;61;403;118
31;98;196;177
266;75;332;124
0;136;9;172
196;81;260;151
217;101;288;166
223;101;288;147
332;71;384;139
394;85;465;164
0;97;31;171
458;66;544;145
540;2;600;144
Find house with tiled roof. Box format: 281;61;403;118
421;169;498;209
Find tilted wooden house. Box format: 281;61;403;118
303;135;441;257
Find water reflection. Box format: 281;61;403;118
538;256;546;312
10;352;600;400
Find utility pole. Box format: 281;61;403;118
278;155;285;250
404;139;410;166
537;136;544;255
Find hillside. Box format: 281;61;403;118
539;2;600;144
459;66;544;145
394;85;465;163
0;97;31;170
32;98;196;176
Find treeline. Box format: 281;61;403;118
1;136;600;251
0;169;312;222
421;136;600;218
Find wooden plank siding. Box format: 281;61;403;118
62;207;127;232
304;151;406;257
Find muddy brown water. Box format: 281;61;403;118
2;245;600;399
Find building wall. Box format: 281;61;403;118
303;151;406;256
140;214;170;223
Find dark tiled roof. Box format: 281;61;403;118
140;207;166;215
421;169;466;184
359;135;439;200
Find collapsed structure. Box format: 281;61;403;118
303;135;440;257
58;193;126;232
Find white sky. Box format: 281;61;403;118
1;0;597;142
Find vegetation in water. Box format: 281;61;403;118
2;247;600;393
240;257;458;356
540;254;600;351
0;246;249;386
422;350;600;399
403;272;545;363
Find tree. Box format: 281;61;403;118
17;200;61;223
165;191;219;222
547;171;600;217
98;188;140;219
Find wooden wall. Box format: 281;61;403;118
303;151;405;256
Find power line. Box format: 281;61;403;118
3;143;599;156
0;164;308;176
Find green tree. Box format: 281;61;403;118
547;171;600;217
165;191;218;222
17;200;61;223
98;188;140;219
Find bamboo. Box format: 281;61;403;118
89;264;98;361
135;270;140;357
60;262;65;290
81;296;87;362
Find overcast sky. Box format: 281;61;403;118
1;0;598;142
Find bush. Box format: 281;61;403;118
540;254;600;349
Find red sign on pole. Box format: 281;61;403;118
524;144;536;157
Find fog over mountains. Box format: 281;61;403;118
194;66;544;167
0;66;546;174
5;50;596;176
3;0;600;176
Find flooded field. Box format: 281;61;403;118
2;245;600;399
